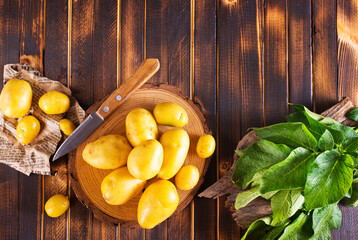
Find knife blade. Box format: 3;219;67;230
52;58;160;161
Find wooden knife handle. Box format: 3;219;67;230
96;59;160;119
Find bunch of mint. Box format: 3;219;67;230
232;104;358;240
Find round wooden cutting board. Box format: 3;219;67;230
69;84;211;227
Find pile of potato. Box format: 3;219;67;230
82;102;216;229
0;78;76;144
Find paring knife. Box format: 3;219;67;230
52;59;160;161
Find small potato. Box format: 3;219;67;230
39;91;70;114
45;194;70;218
82;135;132;169
153;102;188;127
126;108;158;147
16;115;41;144
158;129;190;180
127;139;163;180
175;165;200;190
138;180;179;229
196;134;216;158
59;119;76;136
0;78;32;118
101;167;147;205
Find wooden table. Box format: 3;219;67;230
0;0;357;239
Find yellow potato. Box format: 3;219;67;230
39;91;70;114
138;180;179;229
158;129;190;179
16;115;41;144
196;134;216;158
59;119;76;136
175;165;200;190
126;108;158;147
0;78;32;118
82;135;132;169
153;102;188;127
45;194;70;218
101;167;146;205
127;139;163;180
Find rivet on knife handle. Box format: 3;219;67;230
96;58;160;120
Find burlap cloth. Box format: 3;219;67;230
0;64;86;175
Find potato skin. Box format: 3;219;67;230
138;180;179;229
39;91;70;114
59;119;76;136
153;102;188;127
45;194;70;218
127;139;163;180
101;167;146;205
126;108;158;147
16;115;41;144
0;78;32;118
196;134;216;158
82;135;132;169
175;165;200;190
158;129;190;179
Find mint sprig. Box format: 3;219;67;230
233;104;358;240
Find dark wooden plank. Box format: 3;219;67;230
217;0;264;238
264;0;288;125
43;0;68;239
18;1;45;239
288;0;312;110
192;0;217;239
334;0;358;239
146;0;191;96
71;0;118;238
313;0;337;113
120;0;144;83
0;0;20;239
70;0;94;237
337;0;358;105
119;0;144;238
145;0;191;238
92;220;117;240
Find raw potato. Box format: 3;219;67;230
175;165;200;190
16;115;41;144
153;102;188;127
126;108;158;147
59;119;76;136
101;167;146;205
0;78;32;118
39;91;70;114
127;139;163;180
137;180;179;229
196;134;216;158
82;135;132;169
45;194;70;218
158;129;190;179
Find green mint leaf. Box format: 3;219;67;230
346;107;358;122
261;190;279;200
286;111;343;144
271;189;305;226
317;130;334;151
235;149;246;157
278;212;313;240
309;203;342;240
342;137;358;153
304;151;354;210
290;104;323;121
328;122;358;142
235;186;261;210
260;148;316;194
232;140;292;188
241;216;290;240
253;123;317;150
345;178;358;207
